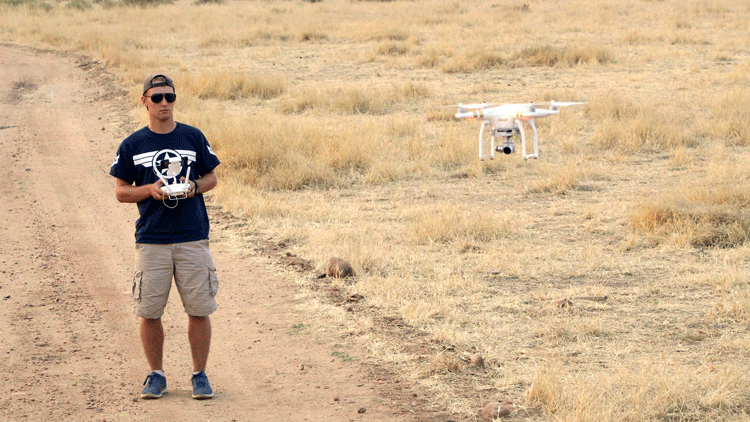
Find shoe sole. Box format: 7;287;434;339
192;392;214;400
140;388;168;399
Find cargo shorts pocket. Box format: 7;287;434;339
208;266;219;297
132;270;143;301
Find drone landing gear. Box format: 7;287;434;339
520;119;539;160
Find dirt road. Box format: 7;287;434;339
0;44;428;422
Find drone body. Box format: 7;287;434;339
454;101;584;160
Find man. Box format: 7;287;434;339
110;74;221;400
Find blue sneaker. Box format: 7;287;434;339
191;371;214;399
140;372;167;399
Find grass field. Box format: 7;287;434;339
3;0;750;419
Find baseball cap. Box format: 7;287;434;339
143;74;175;95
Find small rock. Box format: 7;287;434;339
326;257;355;278
357;407;366;413
469;353;485;369
481;402;510;419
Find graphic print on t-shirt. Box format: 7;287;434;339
132;149;197;183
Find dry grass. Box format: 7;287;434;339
528;362;750;420
180;70;286;101
5;0;750;420
630;157;750;247
278;82;429;115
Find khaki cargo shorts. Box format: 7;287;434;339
132;239;219;319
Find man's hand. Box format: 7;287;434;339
150;179;166;200
115;178;168;203
179;176;197;198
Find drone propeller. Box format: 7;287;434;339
533;100;586;111
462;102;495;109
440;103;493;108
445;102;496;113
450;101;584;109
458;102;497;114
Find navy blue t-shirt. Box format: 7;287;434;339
109;123;221;244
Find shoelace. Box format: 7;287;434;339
143;374;163;387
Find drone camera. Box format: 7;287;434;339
496;141;515;155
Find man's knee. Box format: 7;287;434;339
188;315;210;323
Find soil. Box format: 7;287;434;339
0;44;447;422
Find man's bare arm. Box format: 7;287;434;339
114;177;166;203
193;170;217;195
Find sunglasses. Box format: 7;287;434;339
146;93;177;103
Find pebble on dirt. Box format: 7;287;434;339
326;257;355;278
481;402;510;419
469;353;485;369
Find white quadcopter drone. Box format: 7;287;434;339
454;100;584;160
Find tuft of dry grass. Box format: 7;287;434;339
586;92;696;152
279;82;429;115
440;49;505;73
367;37;420;61
714;289;750;324
528;361;750;420
630;201;750;248
436;43;615;73
525;161;581;195
707;90;750;146
406;203;514;246
629;158;750;248
180;70;285;101
511;44;616;67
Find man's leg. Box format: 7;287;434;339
140;317;165;371
139;317;168;399
134;243;173;372
188;315;211;372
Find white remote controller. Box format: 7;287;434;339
159;163;191;200
161;183;189;199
